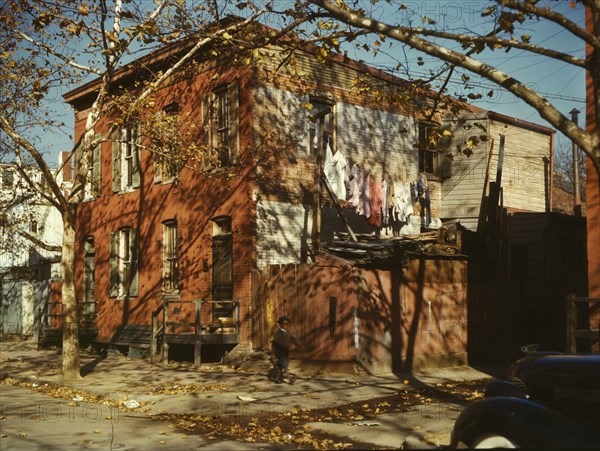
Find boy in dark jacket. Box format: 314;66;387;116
271;315;303;384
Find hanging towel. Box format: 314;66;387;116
331;149;348;201
382;180;389;225
323;142;338;194
351;165;366;215
401;183;414;219
368;177;383;227
363;173;371;219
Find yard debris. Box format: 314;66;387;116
123;399;140;409
351;420;381;426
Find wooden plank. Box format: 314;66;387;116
151;312;158;364
195;300;202;368
162;299;169;367
566;294;576;353
574;330;600;339
565;295;600;353
477;138;494;234
163;333;240;345
321;172;357;242
569;297;600;303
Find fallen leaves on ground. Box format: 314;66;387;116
143;378;492;450
147;382;230;395
0;377;154;411
0;373;492;450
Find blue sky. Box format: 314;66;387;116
345;1;586;137
36;0;586;165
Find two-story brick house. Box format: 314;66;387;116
63;21;555;364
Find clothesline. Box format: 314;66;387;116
322;146;431;228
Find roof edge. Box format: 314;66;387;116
487;110;555;135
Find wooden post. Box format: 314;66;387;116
477;138;494;234
151;310;157;364
312;155;322;254
566;294;577;353
194;299;202;368
162;298;169;367
321;173;357;242
236;298;240;335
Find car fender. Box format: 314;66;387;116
451;396;600;448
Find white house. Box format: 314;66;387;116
0;154;70;337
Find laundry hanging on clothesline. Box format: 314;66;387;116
329;156;429;229
323;144;349;201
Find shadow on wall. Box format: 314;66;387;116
255;254;470;374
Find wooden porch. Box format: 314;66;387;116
150;296;241;367
39;297;242;367
38;300;98;348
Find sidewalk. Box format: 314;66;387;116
0;340;503;449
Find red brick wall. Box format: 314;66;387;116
73;65;258;343
586;6;599;297
258;255;468;373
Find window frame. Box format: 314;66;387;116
83;237;96;321
154;103;180;183
211;216;233;320
201;82;239;169
109;227;139;299
309;97;336;159
1;168;14;188
112;126;141;193
418;121;440;177
76;133;102;200
162;219;179;293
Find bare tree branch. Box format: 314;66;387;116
308;0;599;171
2;222;62;253
17;31;103;75
403;27;585;68
0;115;67;211
496;0;600;48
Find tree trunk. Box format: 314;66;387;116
61;207;81;380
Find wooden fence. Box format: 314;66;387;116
566;294;600;353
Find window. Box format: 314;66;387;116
112;126;141;193
202;83;239;168
91;137;102;195
418;122;452;177
109;227;138;298
162;220;179;293
154;103;180;183
29;216;38;234
309;99;335;158
418;122;439;176
212;216;233;319
78;134;102;199
83;238;96;322
2;168;14;188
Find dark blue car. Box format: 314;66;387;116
450;349;600;448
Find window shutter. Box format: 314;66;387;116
111;128;121;193
75;142;83;178
92;134;102;196
109;231;118;297
227;82;239;159
154;148;163;183
201;94;212;169
131;124;142;188
162;223;170;288
128;228;139;297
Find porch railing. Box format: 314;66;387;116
566;294;600;353
151;296;240;368
38;299;97;347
